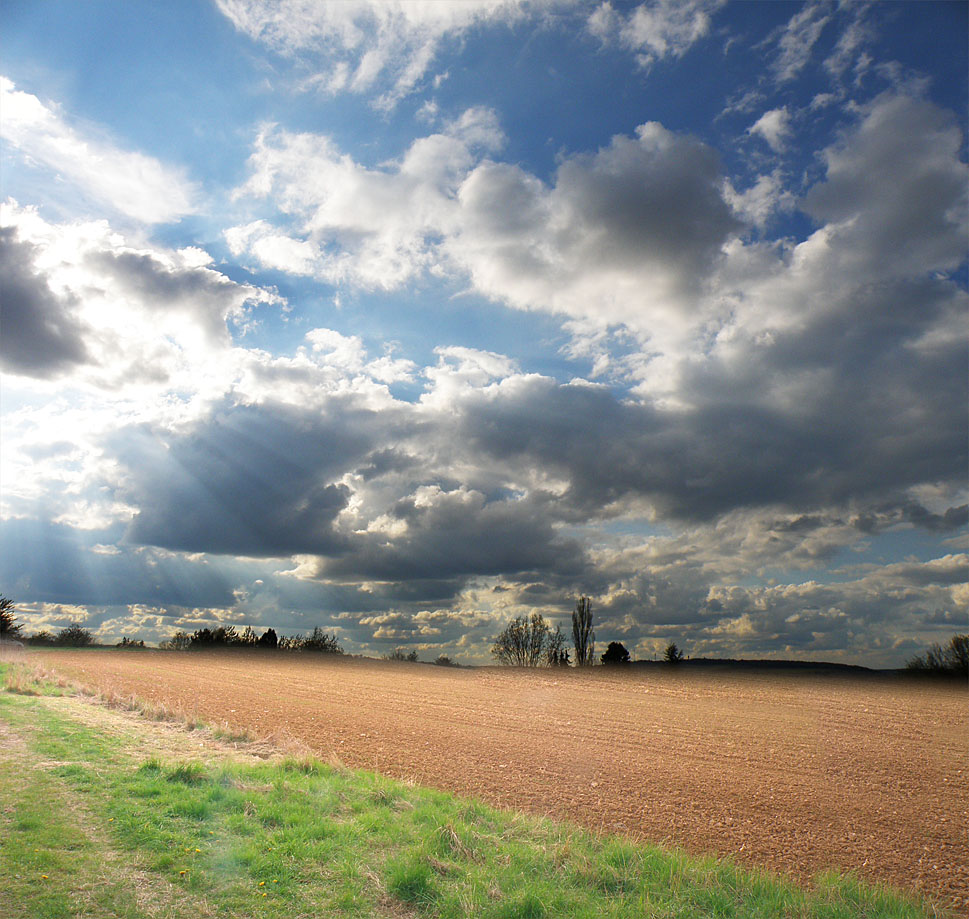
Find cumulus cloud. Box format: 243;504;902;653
118;396;389;557
0;227;90;377
230;114;741;352
227;108;504;288
0;203;280;388
801;93;968;278
723;171;795;228
0;78;196;223
451;122;741;335
748;107;791;152
217;87;967;579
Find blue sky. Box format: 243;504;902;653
1;0;966;665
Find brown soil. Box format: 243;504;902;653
35;650;968;911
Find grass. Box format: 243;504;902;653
0;661;950;919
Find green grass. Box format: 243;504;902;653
0;661;950;918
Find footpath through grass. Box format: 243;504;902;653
0;661;948;919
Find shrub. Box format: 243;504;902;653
385;648;418;662
302;627;344;654
278;627;343;653
239;625;258;645
601;641;630;665
190;625;239;647
26;630;56;646
117;637;145;648
57;623;94;646
434;654;456;666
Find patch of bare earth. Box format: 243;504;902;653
37;649;969;912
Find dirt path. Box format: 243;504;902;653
36;650;969;911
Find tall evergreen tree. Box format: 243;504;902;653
0;596;23;639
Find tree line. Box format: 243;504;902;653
159;624;344;654
3;594;966;675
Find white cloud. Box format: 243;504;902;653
748;107;791;152
230;115;741;362
824;7;875;81
769;2;830;83
588;0;724;67
801;92;968;278
225;220;320;276
0;201;283;396
0;78;196;224
723;171;795;228
214;0;563;108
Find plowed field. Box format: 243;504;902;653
34;650;968;910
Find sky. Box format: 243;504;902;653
1;0;966;666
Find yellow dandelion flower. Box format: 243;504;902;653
262;892;267;898
41;875;49;880
258;881;265;887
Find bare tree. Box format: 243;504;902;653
492;613;558;667
572;596;595;666
906;634;968;676
546;623;567;666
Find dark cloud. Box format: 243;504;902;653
322;487;586;582
0;227;90;377
453;354;965;524
119;397;390;557
552;124;742;279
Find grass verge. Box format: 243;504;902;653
0;661;949;918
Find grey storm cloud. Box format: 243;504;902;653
451;358;966;525
119;397;390;557
0;227;90;377
321;488;587;583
